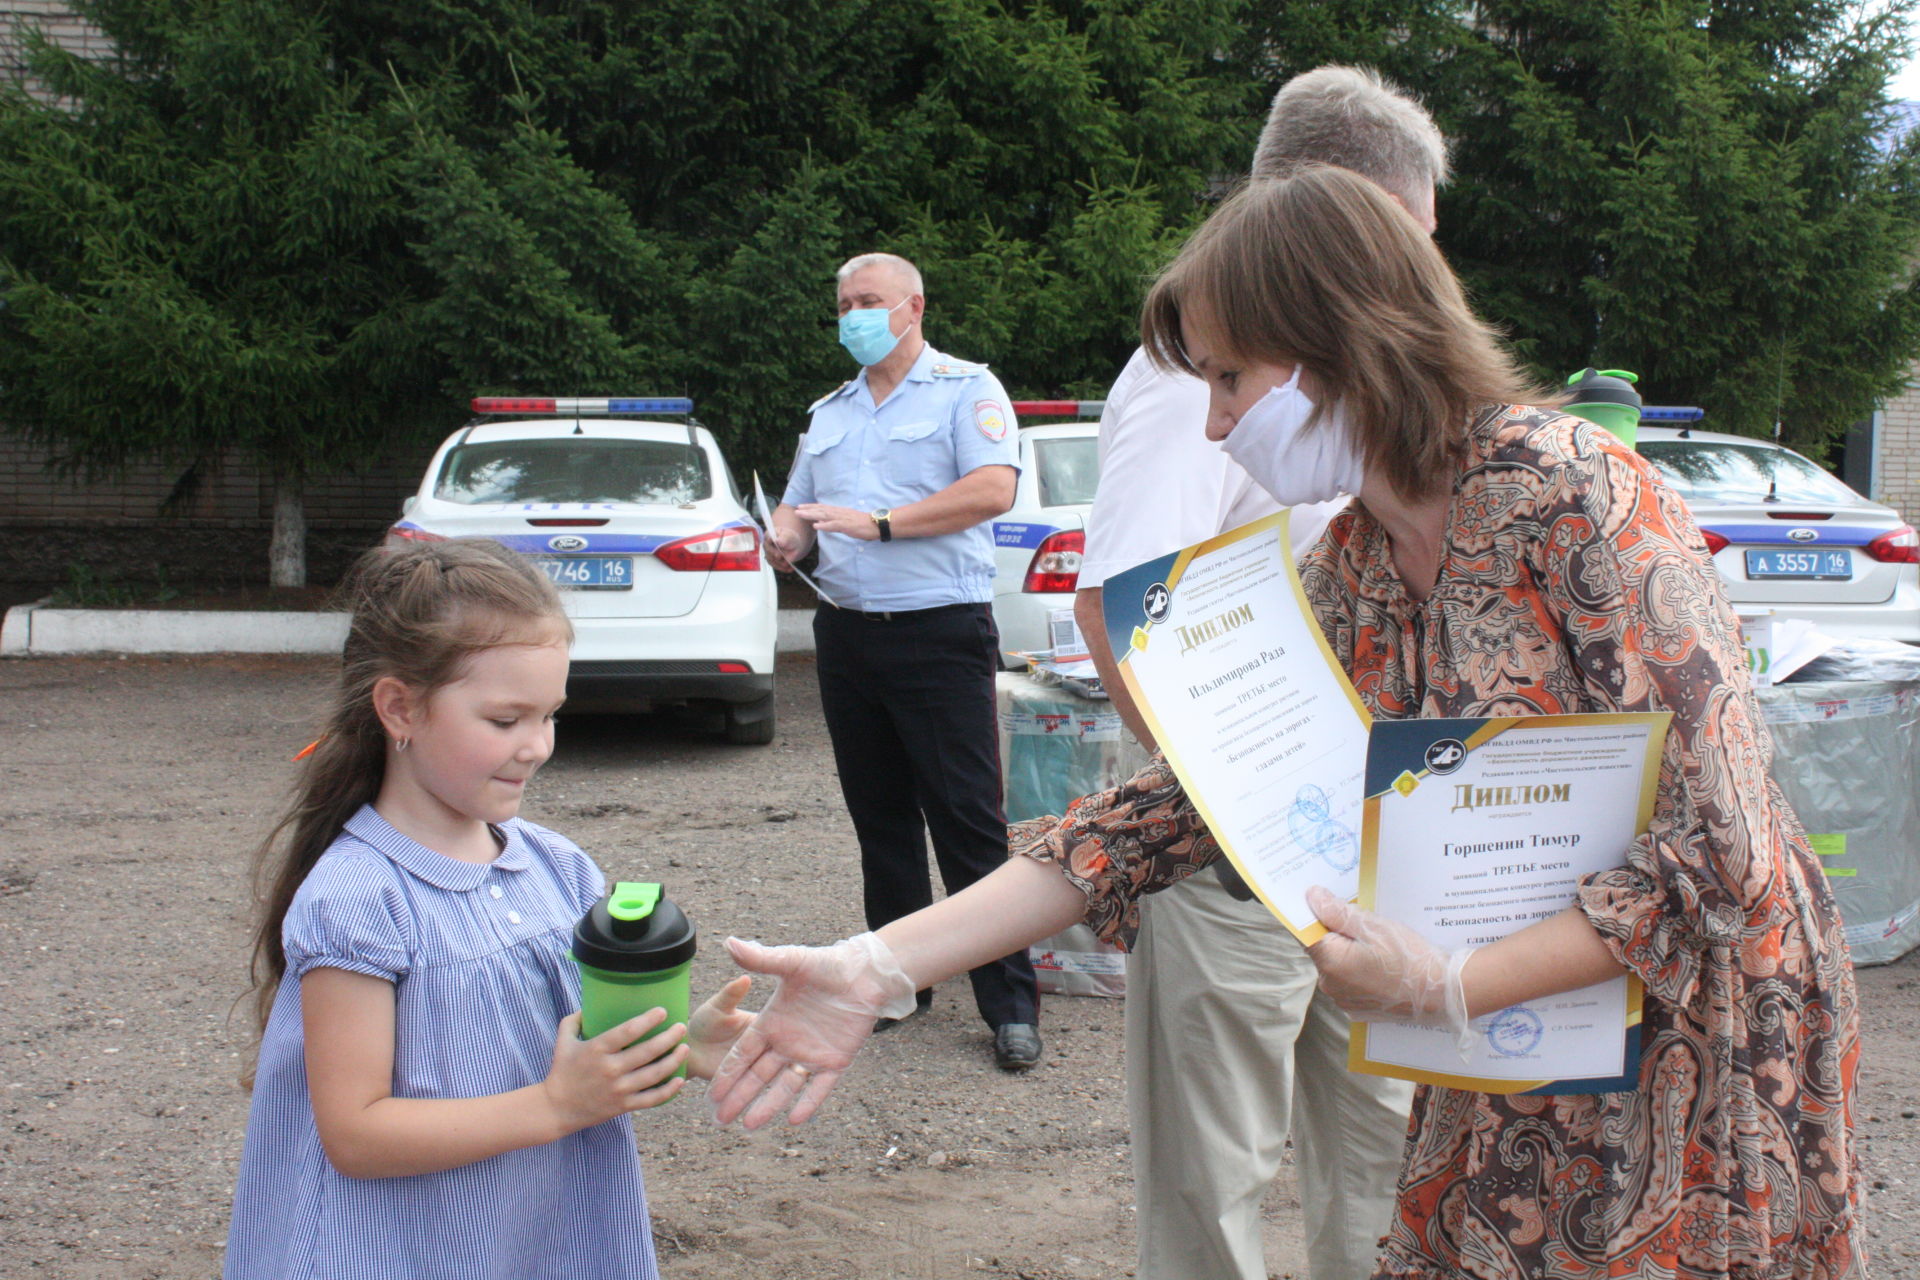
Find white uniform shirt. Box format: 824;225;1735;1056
784;343;1019;611
1078;347;1345;588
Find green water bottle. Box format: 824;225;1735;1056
1564;367;1643;448
569;882;697;1083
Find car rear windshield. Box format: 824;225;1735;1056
435;439;712;506
1637;440;1859;506
1033;435;1099;507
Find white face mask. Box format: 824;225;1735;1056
1219;368;1365;507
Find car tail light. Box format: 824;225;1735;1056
1866;525;1919;564
1700;529;1729;555
655;525;760;571
386;524;447;547
1023;530;1084;593
716;661;752;673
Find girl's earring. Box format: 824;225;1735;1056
394;737;410;753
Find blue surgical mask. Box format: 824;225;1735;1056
838;297;911;366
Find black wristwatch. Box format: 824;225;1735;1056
871;508;893;542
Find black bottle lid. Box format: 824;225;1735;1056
572;882;698;972
1564;367;1642;409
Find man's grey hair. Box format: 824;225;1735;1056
1250;66;1449;212
837;252;924;297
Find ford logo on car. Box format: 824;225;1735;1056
1787;528;1819;543
547;535;589;551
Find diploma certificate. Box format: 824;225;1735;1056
1103;512;1371;944
1351;713;1670;1092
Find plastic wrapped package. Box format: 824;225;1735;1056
1784;637;1920;685
1757;659;1920;965
996;673;1151;995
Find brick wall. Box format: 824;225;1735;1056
0;1;110;94
1;432;431;592
1878;376;1920;527
1;433;425;528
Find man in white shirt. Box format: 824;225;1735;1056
1074;67;1448;1280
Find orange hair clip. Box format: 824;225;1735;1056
292;737;324;762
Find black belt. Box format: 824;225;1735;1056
822;600;985;623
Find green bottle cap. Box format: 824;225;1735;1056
608;882;661;923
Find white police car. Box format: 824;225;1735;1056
989;401;1102;665
388;398;779;743
1636;415;1920;643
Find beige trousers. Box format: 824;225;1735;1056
1126;870;1414;1280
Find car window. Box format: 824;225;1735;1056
1637;440;1860;505
435;439;713;505
1033;435;1099;507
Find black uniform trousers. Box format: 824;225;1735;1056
813;600;1040;1029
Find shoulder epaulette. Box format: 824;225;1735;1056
807;381;855;413
929;361;988;379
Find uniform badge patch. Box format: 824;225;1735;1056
974;399;1008;441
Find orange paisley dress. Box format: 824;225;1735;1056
1009;405;1864;1279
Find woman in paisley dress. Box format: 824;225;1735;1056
710;165;1863;1280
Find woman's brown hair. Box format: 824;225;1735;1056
244;539;571;1041
1141;164;1556;501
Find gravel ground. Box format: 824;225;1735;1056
1;651;1915;1278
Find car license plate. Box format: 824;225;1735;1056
1744;549;1851;580
535;556;633;589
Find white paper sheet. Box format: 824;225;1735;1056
751;472;830;603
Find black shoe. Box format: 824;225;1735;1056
874;996;932;1033
992;1023;1043;1071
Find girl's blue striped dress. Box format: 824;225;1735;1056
225;806;659;1280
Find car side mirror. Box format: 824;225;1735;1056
401;495;417;516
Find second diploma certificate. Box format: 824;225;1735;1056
1352;712;1670;1092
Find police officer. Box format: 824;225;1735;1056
767;252;1042;1070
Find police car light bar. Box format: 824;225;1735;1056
471;397;695;416
1640;405;1705;422
1011;400;1105;418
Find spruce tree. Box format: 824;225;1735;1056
1418;0;1920;453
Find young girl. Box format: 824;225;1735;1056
226;539;750;1280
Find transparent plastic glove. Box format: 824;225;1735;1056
1305;885;1475;1059
708;931;917;1129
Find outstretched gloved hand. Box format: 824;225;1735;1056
1305;885;1475;1057
708;931;918;1129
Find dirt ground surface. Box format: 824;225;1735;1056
3;651;1918;1280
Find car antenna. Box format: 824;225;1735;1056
1772;344;1787;444
1763;357;1783;501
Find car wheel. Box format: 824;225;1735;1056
723;696;776;746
